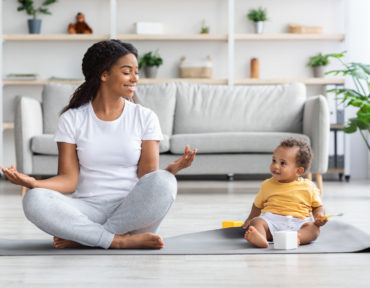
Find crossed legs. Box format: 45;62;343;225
244;217;320;248
22;170;177;249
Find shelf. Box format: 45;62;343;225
116;34;227;41
327;168;344;173
3;79;84;85
3;122;14;130
139;78;227;84
3;78;345;86
235;33;345;41
2;34;110;41
2;33;344;42
234;78;344;85
331;123;345;129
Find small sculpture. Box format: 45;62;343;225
68;12;93;34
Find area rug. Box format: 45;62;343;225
0;221;369;256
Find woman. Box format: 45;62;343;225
1;40;196;249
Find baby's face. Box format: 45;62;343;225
270;146;303;182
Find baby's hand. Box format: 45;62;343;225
242;219;251;229
314;214;328;227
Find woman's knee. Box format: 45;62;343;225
22;188;52;220
140;170;177;200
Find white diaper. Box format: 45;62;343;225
258;212;314;237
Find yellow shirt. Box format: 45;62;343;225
254;177;322;220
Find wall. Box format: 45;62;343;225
3;0;366;178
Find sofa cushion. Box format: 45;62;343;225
174;82;306;134
135;82;177;136
42;83;77;134
170;132;310;154
31;134;58;155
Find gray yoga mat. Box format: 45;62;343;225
0;221;369;256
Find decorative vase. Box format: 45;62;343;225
144;66;158;78
250;58;260;78
313;66;324;78
255;21;264;34
28;19;42;34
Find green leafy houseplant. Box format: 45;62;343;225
307;53;332;67
326;52;370;150
17;0;57;19
139;51;163;69
247;7;268;22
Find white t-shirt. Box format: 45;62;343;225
54;99;163;198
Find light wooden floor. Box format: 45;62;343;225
0;178;369;287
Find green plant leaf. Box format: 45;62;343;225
343;119;358;133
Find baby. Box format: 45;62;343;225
243;137;328;248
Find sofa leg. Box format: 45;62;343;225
227;173;234;181
21;186;27;197
306;173;312;180
315;173;323;194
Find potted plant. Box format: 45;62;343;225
247;7;268;34
139;51;163;78
326;53;370;150
17;0;58;34
307;53;334;78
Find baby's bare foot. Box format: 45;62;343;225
244;226;269;248
53;237;82;249
110;233;164;249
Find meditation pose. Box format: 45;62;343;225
1;40;196;250
242;137;327;248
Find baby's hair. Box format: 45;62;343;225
279;137;313;172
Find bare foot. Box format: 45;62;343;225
110;233;164;249
297;233;301;247
244;226;269;248
53;237;82;249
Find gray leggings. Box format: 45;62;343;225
22;170;177;249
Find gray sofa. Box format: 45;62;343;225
15;82;329;180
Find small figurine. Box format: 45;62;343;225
68;12;93;34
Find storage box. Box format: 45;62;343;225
179;56;212;78
288;23;323;34
134;22;164;34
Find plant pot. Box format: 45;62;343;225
144;66;158;78
312;66;324;78
28;19;42;34
254;21;264;34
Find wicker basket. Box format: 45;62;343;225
179;56;212;78
288;23;323;34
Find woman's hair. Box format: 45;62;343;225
279;137;313;172
61;40;138;114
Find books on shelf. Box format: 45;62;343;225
6;73;38;80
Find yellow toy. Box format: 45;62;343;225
222;221;244;228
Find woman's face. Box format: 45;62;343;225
103;53;139;99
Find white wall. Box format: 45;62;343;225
3;0;367;179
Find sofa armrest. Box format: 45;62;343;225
14;96;43;174
303;95;330;174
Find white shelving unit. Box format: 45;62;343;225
0;0;346;166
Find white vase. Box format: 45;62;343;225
255;21;264;34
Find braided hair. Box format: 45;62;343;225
61;40;138;114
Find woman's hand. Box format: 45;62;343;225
1;165;37;189
165;145;197;175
